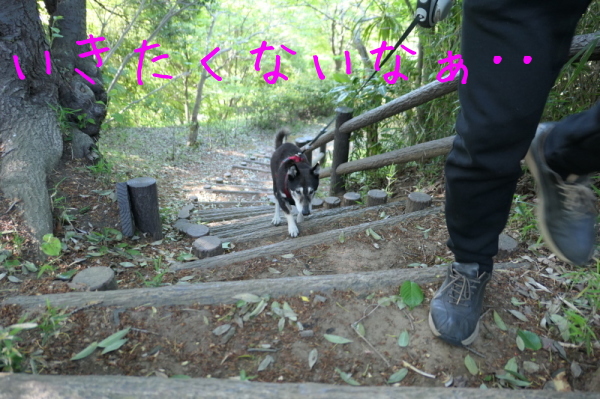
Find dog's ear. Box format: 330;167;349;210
311;163;320;176
287;164;298;179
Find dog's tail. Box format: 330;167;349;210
274;128;290;149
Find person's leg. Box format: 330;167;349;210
430;0;592;347
546;102;600;176
445;0;592;273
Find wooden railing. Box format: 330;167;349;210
303;32;600;195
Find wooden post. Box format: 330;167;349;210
330;107;353;195
324;196;341;209
319;144;327;167
342;192;361;207
405;192;432;213
295;136;313;165
367;189;388;207
127;177;163;240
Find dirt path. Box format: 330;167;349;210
1;126;599;393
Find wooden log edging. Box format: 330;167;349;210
1;261;525;310
1;373;595;399
220;201;406;243
307;32;600;154
335;136;455;176
172;206;441;271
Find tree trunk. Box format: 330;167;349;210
45;0;107;139
0;1;63;246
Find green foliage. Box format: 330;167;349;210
0;321;38;372
41;234;61;257
37;300;70;346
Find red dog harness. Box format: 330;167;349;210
279;154;307;199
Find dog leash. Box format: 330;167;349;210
302;0;455;154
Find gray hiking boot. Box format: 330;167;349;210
428;262;491;346
525;123;597;266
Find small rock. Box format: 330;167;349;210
70;267;117;291
174;219;192;232
178;204;195;219
313;295;327;303
523;361;540;373
299;330;314;338
497;233;519;258
185;224;210;238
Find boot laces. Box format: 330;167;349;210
558;175;597;218
441;269;485;306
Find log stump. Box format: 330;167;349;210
192;236;223;259
224;172;232;178
311;198;324;209
342;192;361;207
215;178;224;184
116;182;135;237
178;204;195;219
405;192;432;213
69;267;117;291
127;177;163;240
367;189;388;207
324;197;341;209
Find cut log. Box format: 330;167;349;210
342;192;361;206
241;161;247;166
324;196;341;209
0;367;583;399
210;202;405;240
405;192;432;213
209;189;269;196
116;182;135;237
171;207;441;271
206;184;271;192
127;177;163;240
367;189;388;206
69;267;117;291
3;260;524;310
0;372;593;399
232;165;270;173
334;136;455;176
192;236;223;258
311;198;324;209
184;224;210;239
196;206;274;223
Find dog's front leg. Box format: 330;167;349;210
272;202;281;225
285;212;299;237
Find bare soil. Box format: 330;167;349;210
1;127;599;392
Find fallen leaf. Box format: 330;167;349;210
335;368;361;386
257;355;273;372
98;327;131;348
232;293;262;303
397;330;410;347
493;310;508;331
71;342;98;361
387;368;408;384
508;309;528;322
324;334;353;344
465;355;478;375
212;324;231;336
308;349;318;370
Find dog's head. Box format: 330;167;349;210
286;162;320;216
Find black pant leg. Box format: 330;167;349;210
546;101;600;176
445;0;592;272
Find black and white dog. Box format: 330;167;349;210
270;129;320;237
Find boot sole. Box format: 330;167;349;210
524;148;574;265
428;311;479;346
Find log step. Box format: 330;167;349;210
232;165;270;173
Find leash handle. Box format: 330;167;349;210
416;0;454;28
